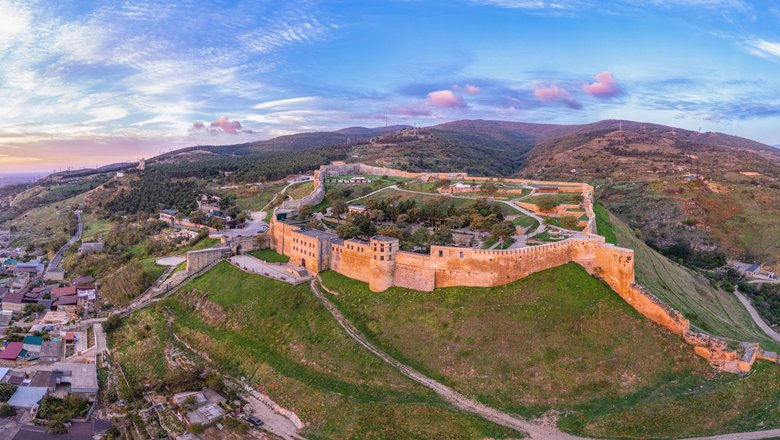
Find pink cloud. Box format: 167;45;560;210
427;90;468;109
192;121;205;129
453;84;481;95
584;71;622;98
210;115;242;134
534;85;582;109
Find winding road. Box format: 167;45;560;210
735;289;780;344
49;209;82;269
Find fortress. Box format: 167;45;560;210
263;163;772;373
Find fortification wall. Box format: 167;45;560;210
265;163;763;373
186;247;230;273
330;241;372;283
394;252;436;291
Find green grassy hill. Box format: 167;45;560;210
595;204;779;351
320;264;780;439
108;262;517;439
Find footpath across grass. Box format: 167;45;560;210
109;262;519;439
321;264;780;438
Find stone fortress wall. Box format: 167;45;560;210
269;162;769;373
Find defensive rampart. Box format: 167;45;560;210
186;247;231;273
268;162;768;373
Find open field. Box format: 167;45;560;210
248;248;289;263
109;262;519;439
600;206;780;351
362;188;521;216
523;193;583;208
286;180;315;200
321;264;780;438
81;213;114;240
223;182;286;211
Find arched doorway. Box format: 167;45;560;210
235;244;243;255
301;258;306;268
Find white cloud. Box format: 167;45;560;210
253;96;319;109
746;39;780;60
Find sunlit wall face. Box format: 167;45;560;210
0;0;778;172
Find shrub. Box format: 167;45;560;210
0;403;16;417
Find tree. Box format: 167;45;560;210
0;383;16;402
331;200;348;219
432;227;452;245
409;227;431;250
0;403;16;417
490;221;516;242
558;216;578;230
336;224;362;240
103;313;123;334
298;204;313;219
482;181;498;195
537;197;558;212
376;225;406;240
47;418;68;434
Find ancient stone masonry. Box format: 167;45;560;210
268;163;771;373
186;247;232;273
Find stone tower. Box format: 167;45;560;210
368;236;398;292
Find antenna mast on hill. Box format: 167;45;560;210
619;120;623;131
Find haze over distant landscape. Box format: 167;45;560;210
1;0;779;172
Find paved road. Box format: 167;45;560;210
210;210;267;238
735;290;780;344
229;255;310;284
50;209;82;269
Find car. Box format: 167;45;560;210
246;416;264;427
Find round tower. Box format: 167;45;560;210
368;236;398;292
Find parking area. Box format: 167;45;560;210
229;255;311;285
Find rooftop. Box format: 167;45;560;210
0;342;24;360
7;386;47;408
52;362;98;392
300;229;338;240
23;335;43;346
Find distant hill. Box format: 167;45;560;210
142;119;780;271
47;162;135;179
334;125;411;135
153;125;410;165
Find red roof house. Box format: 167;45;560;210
0;341;24;360
51;286;77;298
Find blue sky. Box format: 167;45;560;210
0;0;778;172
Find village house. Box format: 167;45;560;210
2;292;24;314
22;335;43;353
79;242;105;253
39;340;64;364
43;267;65;282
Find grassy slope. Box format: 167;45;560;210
287;181;315;200
110;262;517;439
599;205;779;351
321;265;780;438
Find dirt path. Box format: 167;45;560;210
735;290;780;343
310;278;780;440
308;280;582;440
